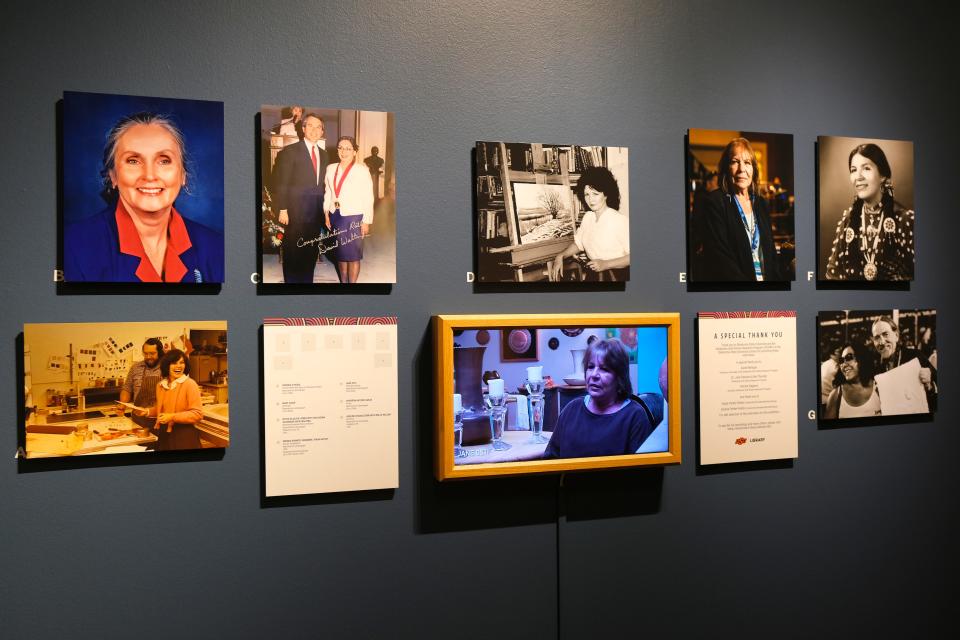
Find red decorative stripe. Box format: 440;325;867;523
699;310;796;319
264;317;397;326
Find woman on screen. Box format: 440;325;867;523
823;343;881;419
825;143;914;281
63;112;224;283
548;166;629;282
136;349;203;451
690;137;783;282
542;338;657;459
323;135;375;283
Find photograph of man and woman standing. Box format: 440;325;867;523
818;309;937;421
260;105;396;284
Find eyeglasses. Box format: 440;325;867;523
337;146;355;152
841;354;857;363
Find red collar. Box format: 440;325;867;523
115;201;192;282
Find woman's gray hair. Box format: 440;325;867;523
99;112;191;201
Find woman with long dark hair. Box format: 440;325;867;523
825;143;914;281
823;342;881;419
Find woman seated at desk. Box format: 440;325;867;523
548;167;629;282
543;338;657;459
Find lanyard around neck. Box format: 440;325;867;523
733;195;760;252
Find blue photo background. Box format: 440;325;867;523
62;91;224;231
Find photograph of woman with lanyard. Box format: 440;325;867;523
688;133;793;282
323;135;375;283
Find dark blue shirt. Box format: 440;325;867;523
63;204;224;283
543;396;656;459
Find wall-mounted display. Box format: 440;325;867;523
686;129;795;282
475;141;629;283
818;136;915;281
818;309;936;420
263;318;398;496
23;321;229;458
433;313;680;480
61;91;224;283
259;105;396;284
697;311;797;465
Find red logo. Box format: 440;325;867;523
735;437;747;445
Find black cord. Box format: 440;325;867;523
556;472;564;640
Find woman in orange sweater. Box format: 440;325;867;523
137;348;202;451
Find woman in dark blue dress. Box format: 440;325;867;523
323;136;375;283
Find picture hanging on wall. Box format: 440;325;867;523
817;308;936;421
475;141;630;283
259;105;396;284
433;313;680;480
22;321;229;459
499;328;539;362
817;136;915;281
61;91;225;284
686;128;795;283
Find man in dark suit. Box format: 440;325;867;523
271;113;329;283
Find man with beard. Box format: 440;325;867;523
871;316;937;411
120;338;165;441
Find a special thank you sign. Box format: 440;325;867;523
697;311;798;465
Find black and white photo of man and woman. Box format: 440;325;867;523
817;309;936;421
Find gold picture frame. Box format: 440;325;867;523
433;313;681;480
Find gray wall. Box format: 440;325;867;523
1;1;954;637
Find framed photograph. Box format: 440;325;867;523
817;309;937;421
433;313;681;480
61;91;224;284
686;128;795;282
499;328;539;362
22;321;229;459
259;105;396;284
817;136;915;281
475;141;629;283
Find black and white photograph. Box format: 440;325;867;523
817;309;936;421
686;128;795;283
818;136;915;281
475;141;629;283
259;105;396;284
